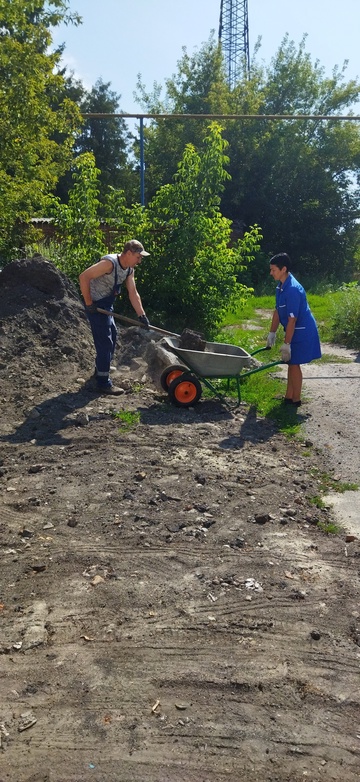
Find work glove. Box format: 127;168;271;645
85;302;99;314
138;314;150;330
280;343;291;362
266;331;276;348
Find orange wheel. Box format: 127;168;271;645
168;373;202;407
160;364;186;392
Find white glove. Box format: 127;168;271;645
266;332;276;348
280;343;291;362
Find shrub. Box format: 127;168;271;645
330;282;360;349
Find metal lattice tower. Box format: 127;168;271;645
219;0;250;88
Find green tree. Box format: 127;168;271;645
76;78;137;203
136;123;260;336
50;153;106;277
101;187;148;250
52;67;86;203
49;156;148;283
134;34;230;201
0;0;82;259
223;36;360;278
135;34;360;280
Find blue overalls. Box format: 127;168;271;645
86;262;128;388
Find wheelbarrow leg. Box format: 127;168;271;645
201;376;242;409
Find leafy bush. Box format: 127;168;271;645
330;282;360;349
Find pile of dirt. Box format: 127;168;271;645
1;257;360;782
178;328;206;351
0;256;95;397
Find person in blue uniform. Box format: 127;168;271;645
266;253;321;407
79;239;150;395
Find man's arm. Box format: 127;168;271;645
79;259;113;306
269;309;280;332
125;273;146;317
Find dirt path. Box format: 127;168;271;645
301;344;360;481
277;343;360;536
1;260;360;782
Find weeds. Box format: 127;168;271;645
317;521;342;535
313;354;352;365
307;471;357;535
309;495;327;509
309;468;358;493
112;410;141;431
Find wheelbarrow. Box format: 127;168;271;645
94;309;283;409
161;336;283;409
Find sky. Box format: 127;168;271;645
54;0;360;114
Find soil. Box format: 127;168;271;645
1;257;360;782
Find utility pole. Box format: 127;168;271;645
219;0;250;88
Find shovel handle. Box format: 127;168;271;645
95;308;180;338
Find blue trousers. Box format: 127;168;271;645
86;296;117;387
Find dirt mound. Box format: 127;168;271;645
0;254;77;300
0;256;95;396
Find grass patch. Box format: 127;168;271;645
309;495;327;509
202;367;302;437
239;371;302;436
307;472;357;534
225;295;274;328
306;292;342;343
317;521;342;535
313;353;352;364
222;290;348;347
309;469;358;493
113;409;141;431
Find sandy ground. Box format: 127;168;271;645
276;344;360;535
1;258;360;782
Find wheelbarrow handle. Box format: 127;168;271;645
95;308;181;338
250;345;271;356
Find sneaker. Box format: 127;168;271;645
98;385;125;396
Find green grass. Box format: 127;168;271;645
317;521;342;535
112;409;141;431
309;495;327;509
330;284;360;349
309;469;358;493
306;292;342;343
307;471;357;536
222;291;340;345
201;367;302;437
312;353;352;365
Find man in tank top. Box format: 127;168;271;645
79;239;150;394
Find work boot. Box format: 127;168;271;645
98;385;125;396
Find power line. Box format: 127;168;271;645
81;112;360;205
82;113;360;121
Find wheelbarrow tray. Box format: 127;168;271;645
163;337;252;378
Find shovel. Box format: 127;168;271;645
95;308;180;338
